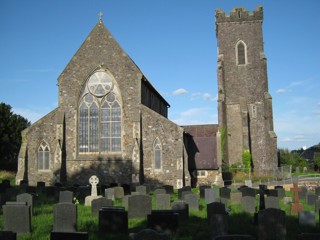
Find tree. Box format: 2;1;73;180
0;102;30;171
313;154;320;171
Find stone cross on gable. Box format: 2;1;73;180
89;175;99;197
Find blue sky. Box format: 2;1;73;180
0;0;319;150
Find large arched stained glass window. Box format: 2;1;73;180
38;141;50;170
78;69;122;153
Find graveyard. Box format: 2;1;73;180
1;173;320;239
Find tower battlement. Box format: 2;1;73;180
216;6;263;23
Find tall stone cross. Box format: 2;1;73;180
290;182;304;214
89;175;99;197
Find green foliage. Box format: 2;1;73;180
313;154;320;170
220;127;228;171
278;148;308;171
242;148;251;169
0;102;30;171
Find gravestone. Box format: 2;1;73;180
121;184;131;195
147;210;179;235
91;197;113;216
59;190;73;203
207;202;227;217
241;187;256;198
155;193;170;210
50;231;88;240
136;185;147;195
230;191;242;205
181;191;192;200
315;186;320;197
99;206;128;236
298;186;308;201
315;199;320;213
199;185;211;198
178;186;191;199
16;193;33;215
220;187;231;207
85;175;102;206
154;188;166;196
205;188;218;204
296;166;300;173
298;211;316;227
114;186;124;200
306;193;317;206
276;188;286;199
36;181;46;194
105;188;115;201
258;208;286;240
129;229;169;240
171;201;189;223
266;189;278;197
163;185;174;195
0;231;16;240
244;180;252;187
128;195;152;219
290;183;304;214
265;196;279;209
209;214;228;238
183;193;199;211
241;196;255;213
53;203;77;232
297;233;320;240
3;202;31;234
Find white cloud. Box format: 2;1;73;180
276;89;286;94
171;107;217;125
172;88;188;96
202;93;217;101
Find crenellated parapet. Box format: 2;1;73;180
216;6;263;23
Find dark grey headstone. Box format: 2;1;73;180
183;193;199;211
99;206;128;236
178;186;191;199
147;210;179;234
171;200;189;223
16;193;33;215
306;193;317;206
0;231;16;240
3;202;31;234
241;196;255;213
276;188;286;199
265;196;279;209
220;187;231;199
181;190;192;200
209;214;228;238
258;208;286;240
128;195;152;219
91;197;113;216
297;233;320;240
315;199;320;213
199;185;211;198
266;189;278;197
163;185;174;195
299;211;316;227
298;186;308;200
315;187;320;197
50;231;88;240
129;228;169;240
53;203;77;232
241;187;256;198
205;188;218;204
207;202;227;217
36;181;46;194
114;186;124;199
59;190;73;203
155;193;170;210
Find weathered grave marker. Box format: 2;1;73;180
299;211;316;227
85;175;102;206
128;195;152;219
53;203;77;232
91;197;112;216
147;210;179;235
258;208;286;240
99;206;128;236
3;202;31;234
155;193;170;210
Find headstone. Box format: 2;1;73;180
276;188;286;199
2;202;31;234
298;186;308;201
230;191;242;205
258;208;286;240
266;189;278;197
315;199;320;213
163;185;174;195
155;193;170;210
220;187;231;207
208;214;228;238
298;211;316;227
59;190;73;203
99;206;128;236
114;186;124;200
297;233;320;240
147;210;179;235
199;185;211;198
178;186;191;199
265;196;279;209
181;190;192;200
207;202;227;217
154;188;166;196
306;193;317;206
183;193;199;211
0;231;16;240
171;201;189;223
244;180;252;187
121;184;131;195
205;188;218;204
290;183;304;214
128;195;152;219
50;231;88;240
303;167;308;173
36;181;46;194
53;203;77;232
136;185;147;195
241;196;255;213
122;195;130;207
315;186;320;197
241;187;256;198
105;188;115;201
91;197;113;216
16;193;33;215
296;166;300;173
85;175;102;206
129;229;169;240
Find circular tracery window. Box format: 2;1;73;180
87;70;113;97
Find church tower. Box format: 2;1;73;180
215;6;277;174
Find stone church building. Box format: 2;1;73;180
16;6;277;187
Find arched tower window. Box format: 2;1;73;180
236;41;247;65
38;141;50;170
78;68;122;153
153;137;162;170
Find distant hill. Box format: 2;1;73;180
292;143;320;161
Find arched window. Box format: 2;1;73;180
153;138;162;169
38;141;50;170
236;41;247;65
78;68;122;153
